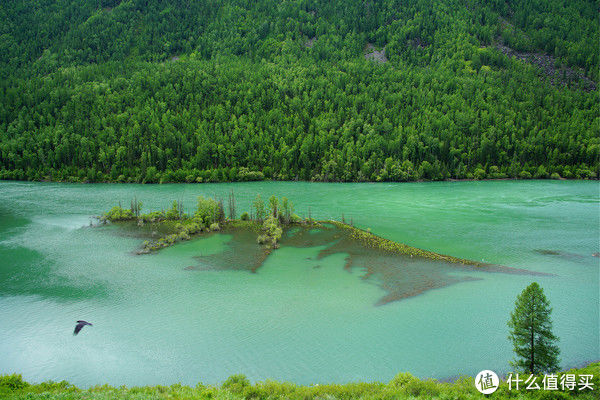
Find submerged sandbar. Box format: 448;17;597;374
99;196;552;305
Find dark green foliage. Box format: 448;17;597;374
487;0;598;80
0;374;28;390
508;282;561;374
253;195;265;222
130;197;142;218
0;0;597;183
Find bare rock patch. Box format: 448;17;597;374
364;43;388;63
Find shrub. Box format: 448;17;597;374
535;165;549;179
238;167;265;181
209;223;220;231
0;374;28;390
519;170;532;179
165;200;181;220
537;390;573;399
186;222;201;234
263;216;282;241
176;231;190;240
389;372;440;397
240;212;250;221
102;206;135;222
140;211;165;222
196;196;220;225
562;167;574;178
222;374;250;394
576;168;594;179
389;372;414;388
474;168;487;180
257;234;269;244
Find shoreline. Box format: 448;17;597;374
1;361;598;397
0;176;598;185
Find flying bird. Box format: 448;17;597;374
74;320;93;335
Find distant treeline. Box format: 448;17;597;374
0;0;597;182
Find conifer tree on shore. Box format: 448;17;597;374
508;282;560;374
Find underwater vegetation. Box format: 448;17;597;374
100;195;551;305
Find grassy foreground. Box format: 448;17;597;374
1;363;598;399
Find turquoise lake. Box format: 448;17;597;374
0;180;598;387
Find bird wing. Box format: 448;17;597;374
74;323;84;335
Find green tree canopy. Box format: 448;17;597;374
195;196;220;225
508;282;560;374
0;1;597;183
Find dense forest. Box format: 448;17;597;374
0;0;598;182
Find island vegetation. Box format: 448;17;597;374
1;361;598;399
0;0;598;183
100;194;488;267
101;193;295;252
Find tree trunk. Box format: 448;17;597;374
530;326;534;373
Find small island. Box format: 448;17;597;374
100;193;485;265
99;194;551;305
101;194;300;253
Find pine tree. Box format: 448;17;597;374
508;282;560;374
253;194;265;222
268;195;279;218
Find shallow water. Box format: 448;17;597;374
0;180;598;386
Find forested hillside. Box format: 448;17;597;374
0;0;598;182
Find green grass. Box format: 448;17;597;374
327;220;487;267
1;363;598;399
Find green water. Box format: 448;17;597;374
0;180;598;387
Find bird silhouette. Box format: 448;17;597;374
74;320;92;335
